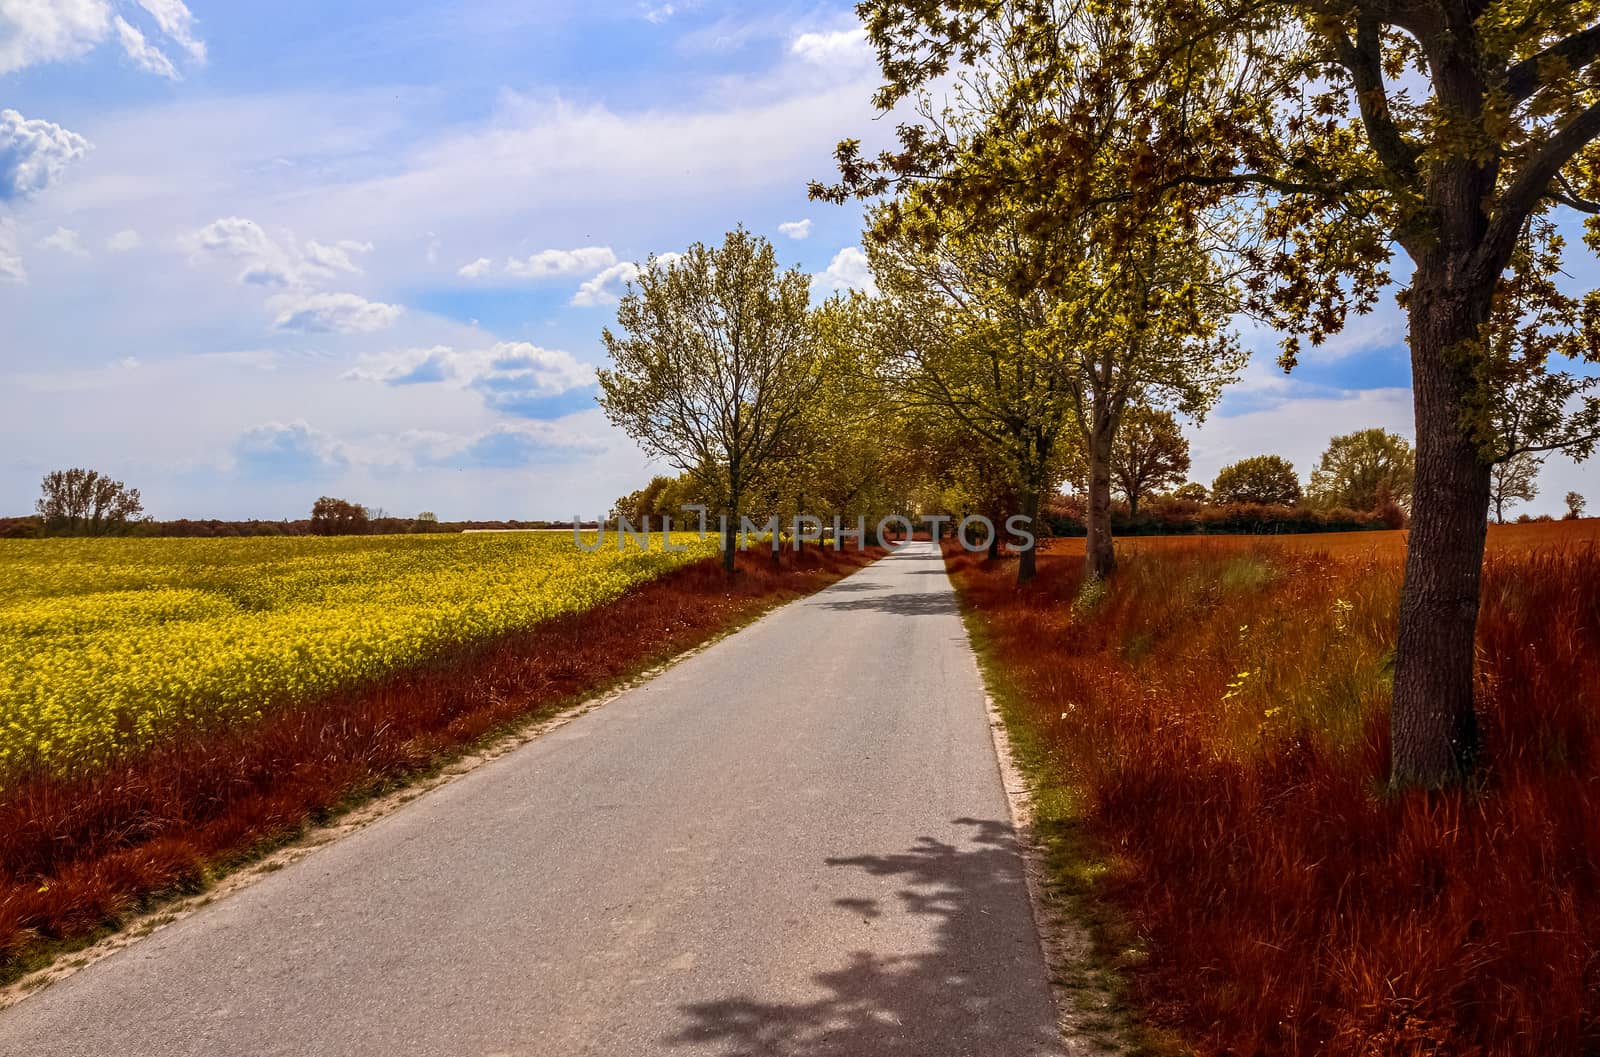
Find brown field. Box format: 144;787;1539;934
1040;516;1600;559
951;518;1600;1056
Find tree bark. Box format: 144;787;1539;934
721;504;738;575
1390;279;1493;788
1017;485;1041;584
1085;412;1117;581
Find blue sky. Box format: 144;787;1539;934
2;1;1595;519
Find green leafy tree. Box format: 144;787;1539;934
1170;482;1208;503
857;200;1085;582
1212;456;1301;507
1308;429;1415;512
1567;491;1588;519
1112;407;1192;518
597;229;823;573
818;0;1600;785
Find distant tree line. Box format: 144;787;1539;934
6;476;590;539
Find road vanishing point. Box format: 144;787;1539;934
0;541;1065;1057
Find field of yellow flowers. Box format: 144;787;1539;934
0;531;717;781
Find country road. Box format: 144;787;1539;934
0;541;1065;1057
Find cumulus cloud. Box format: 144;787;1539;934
0;0;204;76
106;228;142;252
568;253;682;307
791;27;871;67
642;3;677;24
0;109;92;202
457;256;492;279
188;217;371;287
571;261;640;306
811;246;876;298
436;423;605;467
270;291;403;334
0;217;23;283
503;245;617;279
36;226;88;257
344;341;596;418
232;421;347;479
778;219;812;240
0;0;110;73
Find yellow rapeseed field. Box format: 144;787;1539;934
0;531;718;780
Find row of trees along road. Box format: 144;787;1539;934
807;0;1600;789
597;230;911;574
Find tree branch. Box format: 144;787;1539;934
1505;23;1600;103
1480;97;1600;283
1337;17;1421;182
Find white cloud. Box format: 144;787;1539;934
0;0;110;74
811;246;876;298
113;15;178;78
643;3;676;24
344;341;595;420
458;256;492;278
567;252;683;306
572;261;640;306
136;0;204;63
106;228;142;252
0;0;204;76
232;420;348;478
0;108;92;202
188;217;371;287
1190;387;1415;487
778;219;812;240
0;216;23;282
791;27;871;67
269;291;403;334
36;226;88;257
504;245;617;279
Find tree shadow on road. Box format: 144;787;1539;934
665;818;1062;1056
815;592;960;617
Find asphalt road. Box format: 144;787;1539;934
0;541;1064;1057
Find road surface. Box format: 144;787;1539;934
0;541;1063;1056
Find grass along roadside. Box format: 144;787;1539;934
945;527;1600;1057
0;544;882;991
951;544;1178;1057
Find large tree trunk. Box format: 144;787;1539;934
721;500;739;575
1085;413;1117;581
1017;485;1041;584
1390;278;1493;789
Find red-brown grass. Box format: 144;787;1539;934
0;544;880;981
948;520;1600;1056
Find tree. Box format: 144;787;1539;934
1170;482;1208;503
1488;453;1543;524
1568;491;1588;519
597;229;823;573
36;468;144;535
611;476;676;526
1212;456;1301;507
309;497;369;536
1307;429;1415;512
416;511;438;523
1112;407;1191;518
857;201;1082;583
819;0;1600;787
